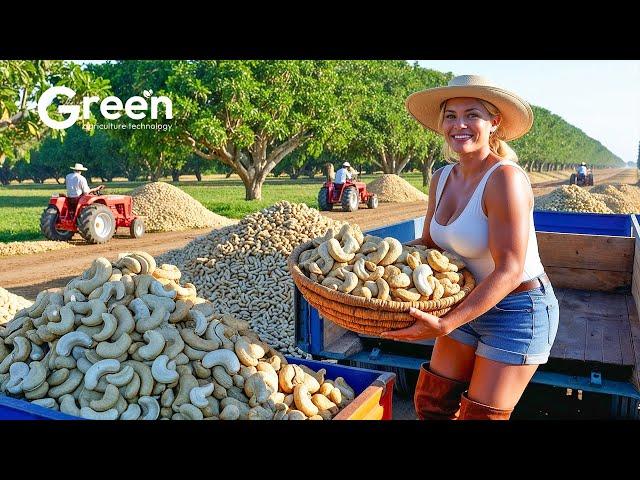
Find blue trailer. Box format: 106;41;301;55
295;211;640;419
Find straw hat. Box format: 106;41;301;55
405;75;534;141
342;162;351;168
70;163;88;171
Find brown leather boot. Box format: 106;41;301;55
458;392;514;420
414;363;469;420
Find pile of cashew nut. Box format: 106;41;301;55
298;224;470;303
155;201;348;357
0;251;355;420
1;288;33;326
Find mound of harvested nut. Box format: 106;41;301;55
0;251;355;420
1;288;33;326
298;224;470;303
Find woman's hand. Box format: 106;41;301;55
379;308;450;341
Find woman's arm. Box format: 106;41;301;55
405;167;444;248
382;165;532;340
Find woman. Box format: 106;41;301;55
380;75;560;420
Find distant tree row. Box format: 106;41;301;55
1;60;624;196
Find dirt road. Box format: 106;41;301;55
2;168;637;300
531;167;637;197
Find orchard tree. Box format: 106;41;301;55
0;60;109;176
166;60;354;200
88;60;190;181
336;61;450;176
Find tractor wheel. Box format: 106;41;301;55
587;174;594;186
77;204;116;244
130;218;145;238
40;206;74;241
341;186;359;212
367;193;379;209
569;173;576;185
317;187;332;211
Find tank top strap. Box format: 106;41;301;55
435;164;455;210
470;159;531;207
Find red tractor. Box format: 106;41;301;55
318;180;378;212
40;190;145;244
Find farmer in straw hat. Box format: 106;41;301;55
65;163;104;198
381;75;559;420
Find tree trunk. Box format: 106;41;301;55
195;170;202;181
190;132;309;202
325;163;335;182
246;180;262;201
421;151;436;187
537;162;545;172
225;171;233;178
171;169;180;182
0;159;11;185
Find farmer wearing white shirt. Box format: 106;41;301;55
65;163;104;198
334;162;353;186
577;162;588;177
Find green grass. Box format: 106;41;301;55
0;173;429;243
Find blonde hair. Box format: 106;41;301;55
438;99;518;163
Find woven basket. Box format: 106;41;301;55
288;241;476;335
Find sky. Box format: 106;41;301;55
410;60;640;164
75;60;640;164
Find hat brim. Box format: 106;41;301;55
405;85;534;141
70;166;88;171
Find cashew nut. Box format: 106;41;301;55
151;354;179;384
138;396;160;420
72;258;112;295
379;237;403;266
105;365;134;387
80;406;118;420
21;361;47;392
149;280;177;299
110;304;135;341
46;305;75;336
326;238;355;263
96;333;132;359
92;313;118;342
293;384;318;417
89;384;120;412
201;349;241;374
48;369;83;399
85;359;121;390
59;394;81;416
366;240;390;264
120;403;142;420
190;383;214;408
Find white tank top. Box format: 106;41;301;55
429;160;545;284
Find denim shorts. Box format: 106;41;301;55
446;280;560;365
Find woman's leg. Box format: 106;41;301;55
459;356;539;419
414;335;477;420
430;334;477;382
